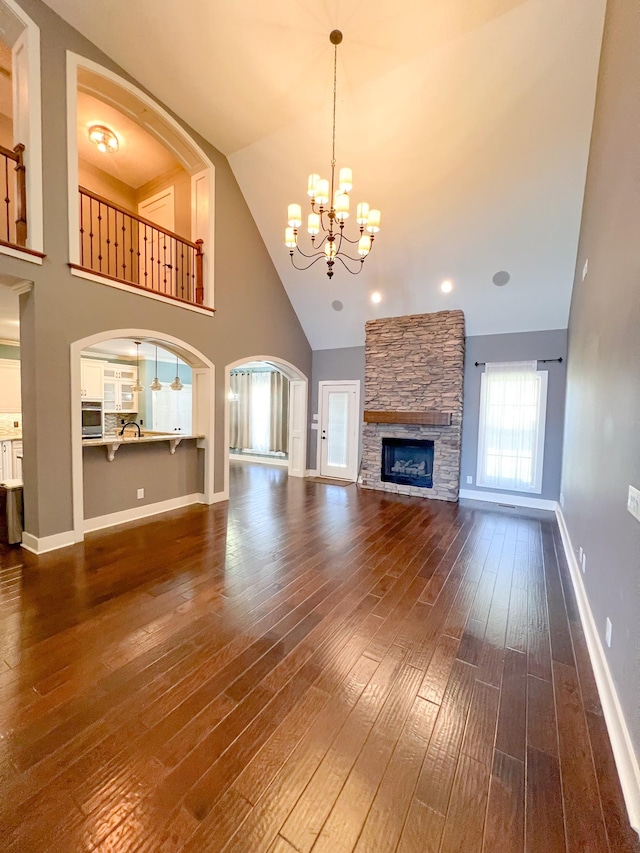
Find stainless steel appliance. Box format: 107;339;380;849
81;400;103;439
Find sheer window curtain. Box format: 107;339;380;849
476;361;546;493
229;371;252;449
230;369;289;454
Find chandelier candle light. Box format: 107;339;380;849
285;30;381;279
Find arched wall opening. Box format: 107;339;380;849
70;329;216;543
65;52;215;310
224;356;308;496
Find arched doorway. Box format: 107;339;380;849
70;329;216;542
224;356;308;497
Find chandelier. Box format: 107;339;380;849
285;30;381;279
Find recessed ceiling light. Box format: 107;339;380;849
88;124;119;154
331;300;344;312
441;280;453;293
371;292;382;303
492;270;511;287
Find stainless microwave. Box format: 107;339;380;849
81;400;103;439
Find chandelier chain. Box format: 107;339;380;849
331;41;337;168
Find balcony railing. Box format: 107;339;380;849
0;143;27;249
74;187;205;307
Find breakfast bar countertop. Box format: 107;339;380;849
82;432;205;461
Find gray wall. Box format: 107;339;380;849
461;330;568;502
561;0;640;756
310;346;365;471
83;441;203;519
4;0;311;538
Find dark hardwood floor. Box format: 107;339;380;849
0;461;638;852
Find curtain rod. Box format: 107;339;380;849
474;357;563;367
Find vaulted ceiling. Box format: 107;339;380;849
43;0;606;349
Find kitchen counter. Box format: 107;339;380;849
83;432;205;461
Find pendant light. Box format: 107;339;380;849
131;341;144;392
170;354;183;391
150;345;162;391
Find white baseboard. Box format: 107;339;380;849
230;453;288;467
555;506;640;836
458;489;558;512
209;490;228;504
21;529;76;554
306;469;318;477
83;493;204;534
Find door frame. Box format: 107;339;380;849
224;356;308;494
317;380;360;482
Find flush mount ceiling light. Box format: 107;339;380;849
441;280;453;293
150;345;162;391
131;341;144;392
170;355;183;391
371;292;382;303
88;124;119;154
285;30;381;279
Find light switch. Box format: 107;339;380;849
628;485;640;522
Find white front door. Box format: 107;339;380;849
318;381;360;481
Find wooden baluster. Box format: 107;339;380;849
97;200;104;272
4;154;10;242
13;144;26;247
121;213;127;280
195;239;204;305
105;200;111;275
79;191;85;267
89;196;94;270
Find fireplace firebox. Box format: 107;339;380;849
381;437;434;488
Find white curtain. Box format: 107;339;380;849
229;371;252;448
250;371;271;452
476;361;544;492
230;369;289;453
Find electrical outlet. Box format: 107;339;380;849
13;421;18;428
137;488;144;500
466;475;473;484
628;485;640;522
581;551;586;574
578;546;583;564
605;617;612;648
140;419;144;426
582;258;589;281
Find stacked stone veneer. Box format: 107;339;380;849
361;310;465;501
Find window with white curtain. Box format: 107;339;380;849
476;361;548;494
250;371;271;453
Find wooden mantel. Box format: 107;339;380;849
364;410;453;426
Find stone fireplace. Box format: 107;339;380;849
360;310;465;501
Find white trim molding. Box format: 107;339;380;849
0;245;43;265
555;506;640;836
458;489;558;512
70;268;214;316
22;529;75;555
83;492;205;533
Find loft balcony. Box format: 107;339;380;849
72;186;208;309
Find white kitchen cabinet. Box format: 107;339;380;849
0;440;13;480
103;366;138;382
0;360;21;413
103;377;138;414
11;440;22;480
80;359;105;399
